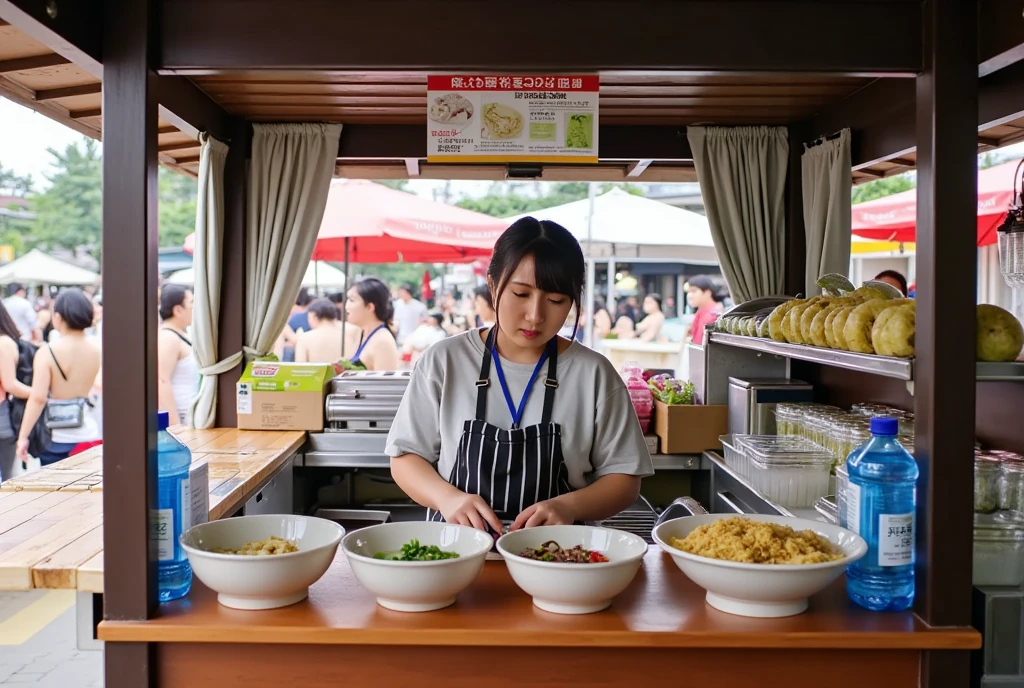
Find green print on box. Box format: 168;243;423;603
529;122;557;141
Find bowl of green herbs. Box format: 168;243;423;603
342;522;492;612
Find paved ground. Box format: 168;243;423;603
0;591;102;687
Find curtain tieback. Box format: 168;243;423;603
199;351;243;377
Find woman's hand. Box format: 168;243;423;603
15;437;29;465
438;491;503;533
511;498;575;530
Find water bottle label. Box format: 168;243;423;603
846;481;861;535
879;513;914;566
153;509;174;562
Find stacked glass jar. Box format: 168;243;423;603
972;449;1024;586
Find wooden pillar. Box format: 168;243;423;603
216;118;249;427
914;0;977;686
101;0;158;684
785;123;809;296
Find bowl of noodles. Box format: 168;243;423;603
496;525;647;615
181;515;344;610
653;514;866;618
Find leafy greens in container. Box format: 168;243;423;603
648;374;696;405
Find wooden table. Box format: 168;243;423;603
99;548;981;688
0;428;305;592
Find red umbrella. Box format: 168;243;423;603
851;159;1021;247
312;180;505;263
421;269;434;302
183;180;507;262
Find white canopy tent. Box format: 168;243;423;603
509;187;718;262
167;260;347;290
0;248;100;286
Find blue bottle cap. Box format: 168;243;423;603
870;416;899;436
158;410;170;431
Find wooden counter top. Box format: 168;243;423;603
99;547;980;650
0;428;305;592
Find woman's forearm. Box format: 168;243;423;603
550;473;641;522
17;397;45;443
390;453;462;511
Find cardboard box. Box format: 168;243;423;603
188;460;210;527
236;361;334;431
654;400;728;455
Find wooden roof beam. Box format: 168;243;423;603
159;0;922;75
36;82;102;100
0;0;103;78
0;53;69;73
70;108;102;119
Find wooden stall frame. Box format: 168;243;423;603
1;0;1020;686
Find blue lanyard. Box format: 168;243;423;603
352;324;387;362
491;344;550;429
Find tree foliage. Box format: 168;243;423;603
22;138;199;263
851;174;916;205
456;181;643;218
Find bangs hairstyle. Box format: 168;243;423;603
488;217;585;337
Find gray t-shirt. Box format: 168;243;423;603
385;329;654;490
3;295;35;339
393;298;428;344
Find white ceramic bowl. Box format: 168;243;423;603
653;514;867;618
496;525;647;615
342;521;493;612
180;515;344;610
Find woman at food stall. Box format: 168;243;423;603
634;293;666;342
387;217;654;532
344;277;400;371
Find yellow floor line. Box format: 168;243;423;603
0;590;76;645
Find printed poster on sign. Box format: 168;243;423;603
427;75;598;163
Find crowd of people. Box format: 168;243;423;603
0;284;103;481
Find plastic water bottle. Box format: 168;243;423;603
622;362;653;433
154;411;193;602
845;416;918;611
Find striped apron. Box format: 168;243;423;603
427;329;570;523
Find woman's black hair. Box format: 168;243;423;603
472;284;494;309
353;277;395;325
295;287;314;308
159;284;190;321
487;217;585;341
308;298;339;321
646;293;663;310
874;269;908;296
54;288;94;331
0;301;24;341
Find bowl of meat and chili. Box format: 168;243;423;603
496;525;647;614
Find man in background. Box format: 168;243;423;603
393;283;428;347
3;283;37;341
281;288;314;362
874;269;909;297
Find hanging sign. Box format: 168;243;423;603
427;75;598;164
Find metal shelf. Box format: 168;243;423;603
710;332;1024;382
709;332;914;380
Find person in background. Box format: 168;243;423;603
405;311;448;364
281;288;314;362
393;283;429;347
635;293;666;342
346;277;401;370
157;285;198;426
295;299;351;364
16;289;101;467
663;295;678;319
686;275;725;346
473;285;496;328
0;302;32;481
592;297;613;340
3;283;37;341
615;298;637;326
874;269;908;296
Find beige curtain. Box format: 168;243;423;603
187;134;232;429
687;126;789;303
245;123;342;359
802;129;852;295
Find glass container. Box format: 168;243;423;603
975;456;1002;514
974;513;1024;586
